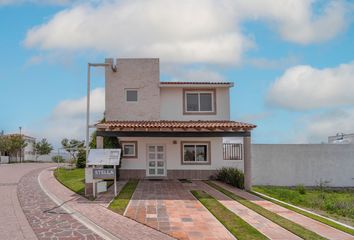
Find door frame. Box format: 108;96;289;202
146;144;167;177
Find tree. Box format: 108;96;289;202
0;135;27;161
34;138;53;160
61;138;85;160
89;131;119;149
76;149;86;168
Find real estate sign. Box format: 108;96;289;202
87;149;121;166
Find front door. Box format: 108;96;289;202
147;145;166;177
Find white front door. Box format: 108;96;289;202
147;145;166;177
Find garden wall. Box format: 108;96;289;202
252;144;354;187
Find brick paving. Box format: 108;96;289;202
18;168;102;240
0;163;54;240
40;167;174;240
213;181;354;240
125;180;235;240
192;181;301;240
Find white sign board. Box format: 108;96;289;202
87;149;121;166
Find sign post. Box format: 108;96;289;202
87;149;121;197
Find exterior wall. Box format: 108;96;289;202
23;138;35;161
160;87;230;120
252;144;354;187
118;137;244;179
105;58;160;121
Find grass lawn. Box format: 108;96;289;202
109;179;139;215
54;168;85;195
191;190;268;240
253;186;354;228
206;181;327;240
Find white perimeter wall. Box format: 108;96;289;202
119;137;244;172
252;144;354;187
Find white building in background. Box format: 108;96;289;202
328;133;354;144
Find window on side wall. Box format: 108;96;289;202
182;142;210;164
121;141;137;158
184;90;215;114
126;89;138;102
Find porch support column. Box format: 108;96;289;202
244;135;252;191
96;135;104;149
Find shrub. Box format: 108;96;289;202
216;167;244;189
76;149;86;168
52;155;65;163
296;184;306;195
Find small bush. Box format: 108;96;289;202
76;149;86;168
216;167;244;189
296;184;306;195
52;155;65;163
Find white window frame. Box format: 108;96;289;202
125;89;138;102
121;142;137;158
184;90;214;113
181;142;210;165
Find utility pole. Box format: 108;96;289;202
19;126;22;163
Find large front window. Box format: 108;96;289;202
182;142;210;164
184;90;214;113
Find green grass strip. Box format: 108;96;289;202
251;191;354;236
191;190;268;240
54;168;85;195
109;179;139;215
205;181;327;240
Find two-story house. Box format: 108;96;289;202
94;58;256;189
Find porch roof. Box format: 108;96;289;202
96;120;256;132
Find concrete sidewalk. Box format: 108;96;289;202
212;181;354;240
39;167;174;240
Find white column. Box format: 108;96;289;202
244;135;252;191
96;136;104;149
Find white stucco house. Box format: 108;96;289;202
0;134;36;163
93;58;256;190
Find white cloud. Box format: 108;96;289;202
292;109;354;143
267;62;354;110
24;0;350;64
30;88;104;147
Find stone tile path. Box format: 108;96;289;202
192;181;301;240
18;168;102;240
213;181;354;240
0;163;54;240
125;180;235;240
40;167;174;240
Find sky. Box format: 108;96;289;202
0;0;353;147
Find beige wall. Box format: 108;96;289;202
118;137;244;175
105;58;160;121
160;87;230;120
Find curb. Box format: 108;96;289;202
37;168;121;240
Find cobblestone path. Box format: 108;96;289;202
18;168;102;240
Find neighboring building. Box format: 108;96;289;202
328;133;354;144
94;58;256;189
0;134;36;162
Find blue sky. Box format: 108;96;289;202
0;0;353;147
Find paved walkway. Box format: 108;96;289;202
192;181;301;240
18;167;102;240
40;167;174;240
213;181;354;240
125;180;235;240
0;163;53;240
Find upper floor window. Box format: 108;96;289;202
184;90;215;114
126;89;138;102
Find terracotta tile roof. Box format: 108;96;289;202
160;81;233;85
96;120;256;131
